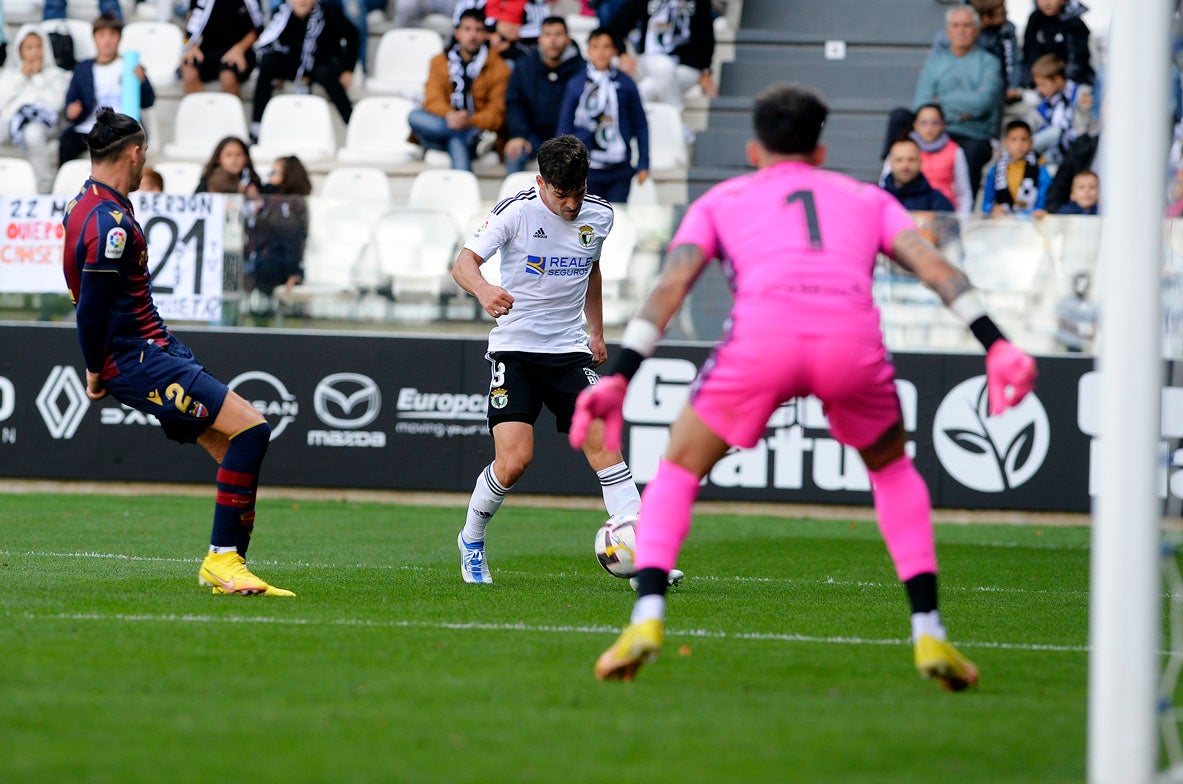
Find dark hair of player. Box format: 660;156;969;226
752;83;829;156
86;107;145;163
537;135;589;194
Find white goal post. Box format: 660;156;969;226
1087;0;1170;781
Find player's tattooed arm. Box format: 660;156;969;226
636;243;711;331
889;229;973;308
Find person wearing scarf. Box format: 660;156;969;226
1029;53;1095;168
556;27;648;202
879;103;972;219
0;26;68;192
982;120;1052;217
408;7;510;171
250;0;359;138
181;0;265;97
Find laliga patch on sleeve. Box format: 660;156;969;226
105;227;128;259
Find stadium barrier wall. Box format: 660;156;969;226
3;322;1179;513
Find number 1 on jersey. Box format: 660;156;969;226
785;189;823;250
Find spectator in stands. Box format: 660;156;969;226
910;6;1001;198
60;15;156;165
504;16;585;174
139;165;164;192
251;0;360;140
1022;0;1093;87
408;8;510;171
933;0;1023;108
248;155;312;310
1028;53;1095;168
1055;272;1097;352
0;27;70;193
982;119;1051;217
557;27;648;202
881;138;956;213
205;167;242;193
181;0;265;98
196;135;262;195
881;103;972;218
605;0;718;116
485;0;551;60
44;0;121;22
1057;169;1098;214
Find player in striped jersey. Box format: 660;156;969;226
62;108;293;597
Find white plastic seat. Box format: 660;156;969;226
644;103;688;170
40;19;97;62
365;28;445;100
407;168;482;233
598;206;640;325
496;170;538;203
336;96;420;168
372;207;459;301
120;22;183;88
250;94;337;167
151;160;202;194
163;93;250;161
290;196;366;300
0;157;39;195
321;166;391;201
3;0;40;19
959;218;1052;336
52;158;93;196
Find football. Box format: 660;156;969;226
595;515;638;578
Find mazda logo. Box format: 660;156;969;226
313;373;381;429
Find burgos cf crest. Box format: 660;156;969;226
525;255;546;275
578;225;595;248
490;388;509;409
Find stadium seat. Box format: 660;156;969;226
599;206;639;325
372;207;460;303
286;196;370;313
162;92;250;161
336;96;421;169
959;218;1052;340
365;28;445;100
644;103;689;171
151;160;202;194
3;0;40;19
496;170;538;203
52;158;92;196
40;19;97;62
407;169;483;233
0;157;39;195
321;166;392;201
119;22;183;89
250;94;338;168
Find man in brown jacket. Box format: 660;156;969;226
408;7;511;171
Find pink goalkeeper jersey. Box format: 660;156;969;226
671;160;916;340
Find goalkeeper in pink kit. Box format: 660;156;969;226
569;84;1037;690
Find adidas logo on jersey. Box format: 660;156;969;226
533;227;547;239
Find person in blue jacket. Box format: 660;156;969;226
60;14;155;165
504;16;585;174
557;27;648;203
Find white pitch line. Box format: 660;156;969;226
15;610;1092;654
0;550;1092;597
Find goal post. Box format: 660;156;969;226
1087;0;1171;781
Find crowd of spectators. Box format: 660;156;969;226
881;0;1106;219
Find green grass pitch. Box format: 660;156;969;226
0;493;1097;783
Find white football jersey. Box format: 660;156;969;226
464;187;614;354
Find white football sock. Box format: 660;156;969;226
461;462;509;543
911;610;947;643
630;594;666;624
209;544;237;554
597;461;641;518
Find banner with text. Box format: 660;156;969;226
2;324;1169;513
0;194;225;321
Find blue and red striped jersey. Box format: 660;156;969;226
62;178;168;378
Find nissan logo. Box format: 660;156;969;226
313;373;382;429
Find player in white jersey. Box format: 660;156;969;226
450;135;643;584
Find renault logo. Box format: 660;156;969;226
36;366;89;439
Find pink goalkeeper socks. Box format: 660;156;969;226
634;460;701;572
869;455;938;582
